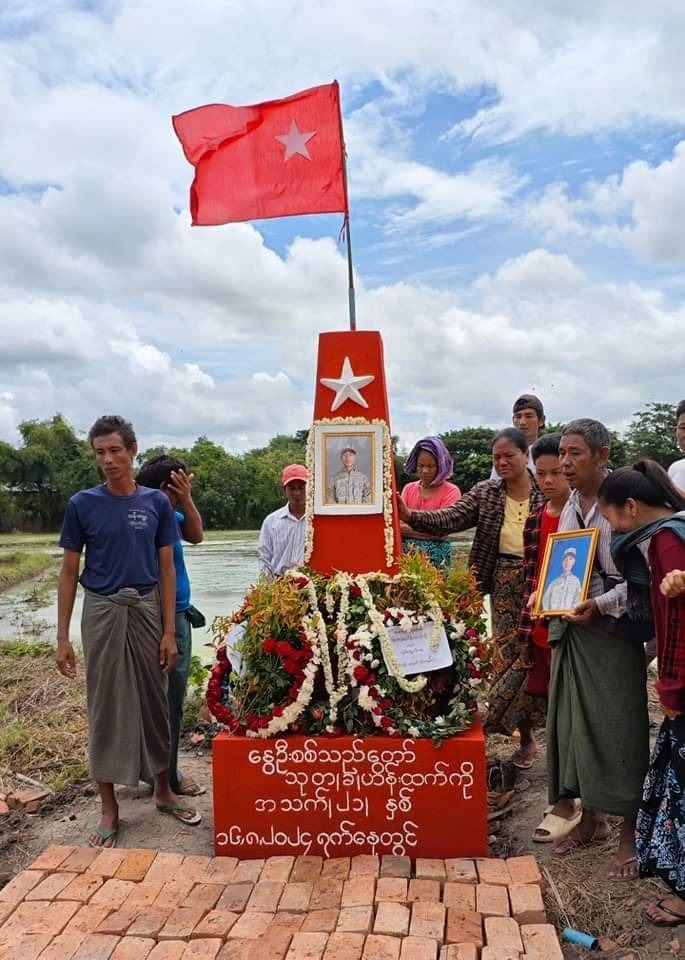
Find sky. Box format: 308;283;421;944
2;0;685;454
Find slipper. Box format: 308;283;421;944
609;856;639;881
156;802;202;826
510;749;536;770
176;775;207;797
533;809;582;843
646;898;685;927
89;825;118;849
552;824;610;856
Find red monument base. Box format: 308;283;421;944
212;719;488;859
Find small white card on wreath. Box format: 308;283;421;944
382;623;453;676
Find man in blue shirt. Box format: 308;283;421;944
137;455;205;798
57;416;200;847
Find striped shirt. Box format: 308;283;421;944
558;488;626;618
257;504;306;578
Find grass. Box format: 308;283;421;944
0;550;57;590
0;639;89;793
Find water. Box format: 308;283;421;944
0;533;260;662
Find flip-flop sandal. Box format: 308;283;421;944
552;825;609;856
156;802;202;826
89;825;119;849
511;754;536;770
176;776;207;797
646;898;685;927
533;808;582;843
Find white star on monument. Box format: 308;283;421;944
275;120;316;161
320;357;375;412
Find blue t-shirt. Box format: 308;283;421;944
173;510;191;612
60;485;178;595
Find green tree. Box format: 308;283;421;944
624;402;679;468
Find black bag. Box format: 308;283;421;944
186;604;206;629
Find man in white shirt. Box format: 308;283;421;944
668;399;685;492
257;464;308;578
541;547;582;611
490;394;545;479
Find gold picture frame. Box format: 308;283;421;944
533;527;600;617
313;423;384;515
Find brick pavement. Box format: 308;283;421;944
0;850;564;959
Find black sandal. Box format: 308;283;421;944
646;898;685;927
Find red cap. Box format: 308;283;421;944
281;464;309;487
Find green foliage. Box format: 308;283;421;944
624;402;680;468
0;551;55;590
439;427;497;491
0;639;55;658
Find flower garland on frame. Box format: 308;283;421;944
304;417;395;567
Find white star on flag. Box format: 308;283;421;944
320;357;375;412
275;120;316;161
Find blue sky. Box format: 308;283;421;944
1;1;685;452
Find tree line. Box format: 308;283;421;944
0;403;680;532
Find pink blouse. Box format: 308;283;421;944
401;480;462;511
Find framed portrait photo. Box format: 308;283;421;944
533;527;600;617
313;423;384;515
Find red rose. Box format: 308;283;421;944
353;665;369;683
380;716;393;728
294;576;309;587
465;628;479;639
373;707;384;716
368;686;379;699
276;641;293;657
262;638;277;654
350;585;362;597
380;698;392;710
273;706;284;717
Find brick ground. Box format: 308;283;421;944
0;851;561;958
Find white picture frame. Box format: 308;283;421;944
313;423;384;515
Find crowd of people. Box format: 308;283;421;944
55;398;685;928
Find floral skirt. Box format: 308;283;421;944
636;715;685;898
484;555;547;736
402;537;452;570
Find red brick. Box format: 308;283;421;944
341;879;375;909
37;932;87;960
61;849;101;873
261;857;294;883
202;859;238;885
375;879;407;904
484;916;523;952
72;933;121;958
445;909;483;946
91;881;137;910
322;932;364;960
110;939;156;960
414;861;445;883
335;906;373;934
175;857;211;884
407;881;440;904
475;861;510;887
443;861;477;886
152;881;195;910
279;883;313;913
230;862;264;885
291;857;323;883
25;873;78;901
215;885;253;914
1;901;80;936
246;881;284;912
126;909;173;938
505;856;542;889
158;908;207;941
0;933;52;958
115;851;158;883
141;854;186;884
250;932;291;960
181;884;224;913
57;874;105;903
7;788;50;810
508;883;545;925
0;902;17;926
399;938;437;960
373;902;410;937
123;882;165;911
65;906;113;935
320;860;349;881
519;923;563;959
216;944;252;960
226;912;274;940
95;909;139;936
181;942;223;959
0;871;45;903
300;910;338;934
286;932;328;959
147;945;186;960
480;949;522;960
0;799;9;817
361;935;400;960
87;850;127;879
439;948;478;960
190;910;239;939
349;856;379;878
442;883;475;912
475;884;509;918
379;858;411;880
409;903;445;941
28;846;75;872
310;880;343;911
268;913;305;935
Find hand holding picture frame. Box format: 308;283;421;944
533;528;599;617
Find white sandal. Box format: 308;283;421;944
533;801;581;843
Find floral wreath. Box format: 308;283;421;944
206;553;487;741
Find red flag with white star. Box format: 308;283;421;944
172;82;348;225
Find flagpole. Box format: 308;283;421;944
336;81;357;332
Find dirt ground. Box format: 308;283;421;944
0;698;679;960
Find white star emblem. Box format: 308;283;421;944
275;120;316;161
320;357;375;412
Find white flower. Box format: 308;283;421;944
435;716;445;726
408;726;420;738
468;646;477;657
453;621;466;638
371;659;380;669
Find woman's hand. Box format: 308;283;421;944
396;493;411;523
661;570;685;599
400;521;414;537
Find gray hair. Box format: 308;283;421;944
562;418;610;454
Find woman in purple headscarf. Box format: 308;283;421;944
400;436;461;568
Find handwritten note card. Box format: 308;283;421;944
382;623;453;676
